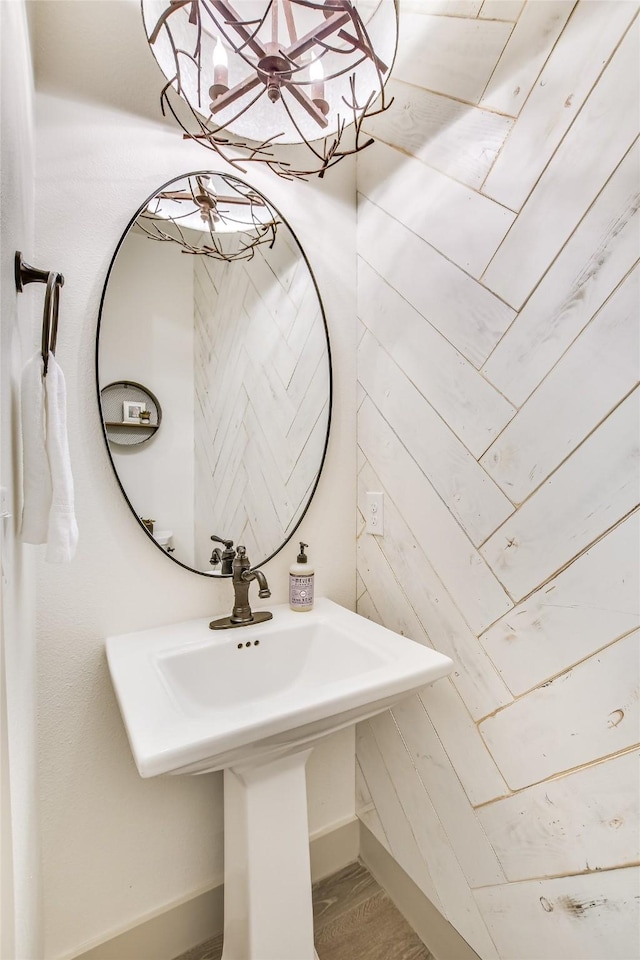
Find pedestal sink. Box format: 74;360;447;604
106;598;453;960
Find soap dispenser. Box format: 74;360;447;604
289;542;314;612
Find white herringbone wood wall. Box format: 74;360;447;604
355;2;639;958
193;236;328;569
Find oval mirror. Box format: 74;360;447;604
97;172;331;575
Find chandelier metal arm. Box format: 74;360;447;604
282;0;298;43
205;4;353;130
209;0;269;58
161;86;287;173
285;83;329;127
153;7;203;101
200;0;270;69
210;74;262;113
279;93;332;163
159;190;266;208
282;10;350;61
205;5;351;128
148;0;193;44
310;42;368;77
205;3;354;78
337;30;388;73
275;71;379;179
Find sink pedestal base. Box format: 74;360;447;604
221;748;319;960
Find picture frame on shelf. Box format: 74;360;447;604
122;400;146;423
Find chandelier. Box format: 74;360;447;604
142;0;398;179
138;173;280;261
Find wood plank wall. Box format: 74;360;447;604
355;2;640;957
193;238;329;569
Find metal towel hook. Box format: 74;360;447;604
15;251;64;292
15;251;65;376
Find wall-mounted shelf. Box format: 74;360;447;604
104;421;159;429
100;381;162;447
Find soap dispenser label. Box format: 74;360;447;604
290;575;314;608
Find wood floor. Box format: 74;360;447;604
174;861;432;960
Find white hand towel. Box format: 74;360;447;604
44;354;78;563
20;352;52;544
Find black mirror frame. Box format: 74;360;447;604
96;170;333;576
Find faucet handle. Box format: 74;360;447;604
210;535;235;576
210;534;234;549
236;545;247;559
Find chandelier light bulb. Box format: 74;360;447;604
210;36;229;103
309;58;325;102
309;56;329;117
213;37;227;73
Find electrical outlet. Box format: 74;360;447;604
366;491;384;536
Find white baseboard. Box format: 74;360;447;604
72;817;360;960
359;822;482;960
309;815;360;883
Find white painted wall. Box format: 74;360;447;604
99;232;195;560
356;2;639;959
0;4;43;957
31;1;357;956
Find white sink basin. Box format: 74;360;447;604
106;598;453;778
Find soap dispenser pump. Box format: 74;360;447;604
289;542;314;612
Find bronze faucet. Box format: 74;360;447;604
209;546;272;630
